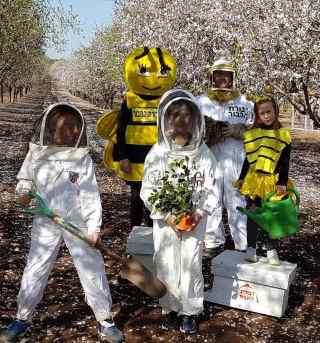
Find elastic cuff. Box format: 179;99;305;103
150;210;166;220
99;319;115;328
16;180;33;194
16;189;32;195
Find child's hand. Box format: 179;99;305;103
233;180;243;189
17;193;32;206
222;124;233;137
222;124;245;139
165;214;178;231
276;185;287;194
120;159;132;173
88;231;101;247
190;212;202;230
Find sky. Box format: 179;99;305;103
46;0;114;59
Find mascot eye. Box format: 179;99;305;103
138;64;149;76
158;67;169;76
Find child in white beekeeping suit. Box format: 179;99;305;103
140;89;218;334
2;103;123;343
197;57;255;258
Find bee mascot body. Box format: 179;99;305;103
97;47;176;227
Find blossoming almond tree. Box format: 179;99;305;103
235;0;320;124
0;0;78;102
113;0;320;122
57;26;121;107
62;0;320;122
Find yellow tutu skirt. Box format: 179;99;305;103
240;169;294;200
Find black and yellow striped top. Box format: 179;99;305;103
242;127;291;176
114;92;160;182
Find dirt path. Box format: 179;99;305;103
0;79;319;343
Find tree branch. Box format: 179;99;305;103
270;83;306;115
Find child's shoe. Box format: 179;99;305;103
180;315;197;334
1;319;29;341
267;249;281;266
97;319;123;343
244;247;258;263
161;311;180;331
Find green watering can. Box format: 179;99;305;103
237;188;300;239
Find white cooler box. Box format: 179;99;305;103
126;226;154;272
205;250;297;317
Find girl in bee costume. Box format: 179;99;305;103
97;47;176;228
235;96;293;265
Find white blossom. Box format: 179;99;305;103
62;0;320;122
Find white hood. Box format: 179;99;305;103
157;89;205;156
32;102;87;148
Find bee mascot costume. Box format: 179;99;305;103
97;47;176;228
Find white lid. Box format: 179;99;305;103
126;226;154;255
212;250;297;289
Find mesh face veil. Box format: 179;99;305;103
209;57;236;90
32;103;87;147
157;89;205;155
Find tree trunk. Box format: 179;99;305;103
0;83;3;103
9;87;12;103
13;87;17;101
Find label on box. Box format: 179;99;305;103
238;282;258;303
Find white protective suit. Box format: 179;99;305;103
197;94;254;251
140;89;218;315
15;103;112;322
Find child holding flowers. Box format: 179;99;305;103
140;89;218;334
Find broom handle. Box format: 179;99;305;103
95;240;123;262
52;215;123;262
22;192;124;263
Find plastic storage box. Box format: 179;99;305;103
205;250;297;317
126;226;154;272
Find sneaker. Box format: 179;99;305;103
161;311;180;331
1;320;29;341
98;320;123;343
180;315;197;334
259;256;269;263
267;249;281;266
245;247;258;263
203;245;224;259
